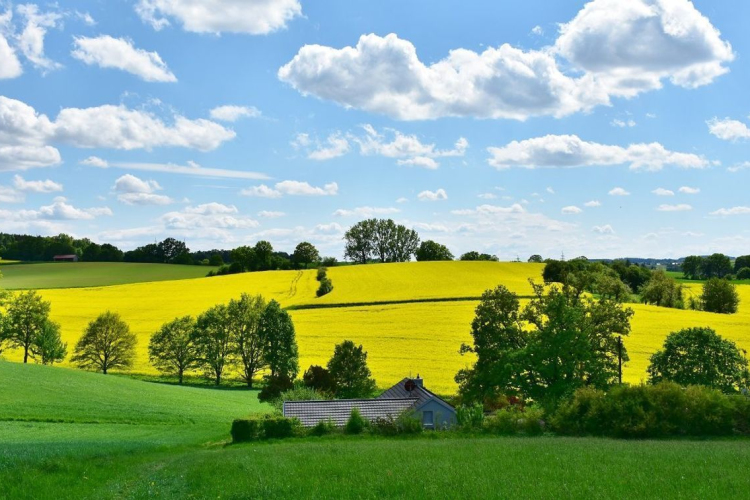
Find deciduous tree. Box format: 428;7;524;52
700;278;740;314
194;304;234;385
327;340;377;399
260;300;299;380
227;294;266;387
415;240;454;262
71;311;136;374
1;291;52;363
292;242;320;269
149;316;200;384
30;320;67;365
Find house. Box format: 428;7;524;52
53;254;79;262
283;376;456;429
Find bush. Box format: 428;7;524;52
551;383;740;438
258;375;295;403
737;267;750;280
231;416;299;442
371;411;423;436
345;408;368;435
272;384;327;413
700;278;740;314
483;409;519;435
317;277;333;297
321;256;338;267
303;365;336;395
316;267;328;281
309;419;336;437
456;403;484;430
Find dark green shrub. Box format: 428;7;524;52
231;416;298;442
682;385;733;436
549;386;607;436
316;267;328;281
730;395;750;434
262;415;297;439
371;411;423;436
484;409;519;435
303;365;336;395
519;406;545;436
321;256;338;267
317;277;333;297
231;418;263;443
737;268;750;280
309;419;336;437
345;408;367;435
456;403;484;430
258;375;294;403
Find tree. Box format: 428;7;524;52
682;256;704;280
227;294;266;387
30;320;67;365
415;240;454;261
208;254;224;267
260;300;299;380
149;316;200;384
344;219;376;264
701;253;732;279
460;251;499;262
194;304;234;385
527;255;543;263
387;223;420;262
292;242;320;269
327;340;377;399
700;278;740;314
230;245;256;272
735;255;750;274
648;327;748;393
641;271;683;308
157;238;189;263
303;365;336;394
254;241;274;271
71;311;136;374
1;291;51;363
457;281;633;410
372;218;396;262
738;268;750;280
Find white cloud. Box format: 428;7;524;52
678;186;700;194
258;210;285;218
546;187;555;194
160;203;259;230
609;187;630;196
561;205;583;214
333;206;400;217
396;197;409;204
652;187;674;196
478;193;497;200
355;125;468;169
417;189;448;202
280;1;732;121
13;174;62;193
0;185;23;203
241;181;338;198
89;160;267;180
71;35;177;82
555;0;734;95
593;224;615;234
16;4;62;72
611;119;636;128
36;198;113;220
657;204;692;212
487;134;709;171
136;0;302;34
531;25;544;36
707;117;750;141
209;105;261;122
728;162;750;173
710;206;750;216
0;10;22;79
451;204;526;216
584;200;601;207
113;174;173;206
307;133;350;160
80;156;108;168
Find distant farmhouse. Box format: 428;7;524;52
53;254;79;262
284;376;456;429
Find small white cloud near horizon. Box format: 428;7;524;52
561;205;583;214
418;189;448;202
209;105;261;122
652;188;675;196
609;187;630;196
657;204;692;212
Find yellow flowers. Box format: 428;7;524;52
2;262;749;395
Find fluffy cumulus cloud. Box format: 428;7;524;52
0;10;22;79
136;0;302;34
679;186;700;194
555;0;734;95
652;187;674;196
241;181;338;198
13;174;62;193
113;174;173;205
609;187;630;196
160;203;259;230
209;105;261;122
487;134;709;171
0;96;235;171
657;203;692;212
417;189;448;202
71;36;177;82
584;200;602;207
15;4;62;72
707;117;750;141
279;0;733;120
306;133;350;161
561;205;583;214
1;197;112;222
333;206;400;217
0;185;23;203
710;206;750;216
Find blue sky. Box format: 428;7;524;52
1;0;749;260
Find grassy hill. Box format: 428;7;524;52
2;362;749;498
2;261;750;394
0;262;217;289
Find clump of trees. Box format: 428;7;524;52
0;290;67;365
641;271;684;309
456;280;633;410
344;219;420;264
292;242;320;269
648;327;748;393
699;278;740;314
415;241;454;261
682;254;734;280
460;251;498;262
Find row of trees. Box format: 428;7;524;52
683;253;750;280
344;219;421;264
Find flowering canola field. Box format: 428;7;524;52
3;262;749;395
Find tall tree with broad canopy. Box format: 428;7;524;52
30;320;67;365
527;254;543;263
327;340;377;399
71;311;137;374
681;255;704;280
149;316;200;384
388;223;420;262
227;294;266;387
260;300;299;380
457;281;633;410
700;253;733;279
700;278;740;314
1;291;52;363
735;255;750;273
254;241;274;271
415;240;454;261
193;304;235;385
344;219;376;264
292;242;320;268
648;327;748;393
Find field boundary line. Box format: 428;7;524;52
286;295;536;311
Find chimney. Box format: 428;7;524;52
414;374;423;388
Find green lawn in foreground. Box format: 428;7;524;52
2;362;750;499
0;262;217;289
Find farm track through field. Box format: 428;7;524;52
288;271;303;298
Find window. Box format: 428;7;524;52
422;410;434;427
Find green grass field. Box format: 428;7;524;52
2;363;749;499
667;270;750;285
0;262;217;289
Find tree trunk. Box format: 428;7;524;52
23;349;28;364
103;366;108;375
179;369;183;385
215;372;221;385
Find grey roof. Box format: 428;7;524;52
284;398;418;427
378;378;453;411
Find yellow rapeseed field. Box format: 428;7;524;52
3;262;749;395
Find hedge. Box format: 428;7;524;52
231;415;298;443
